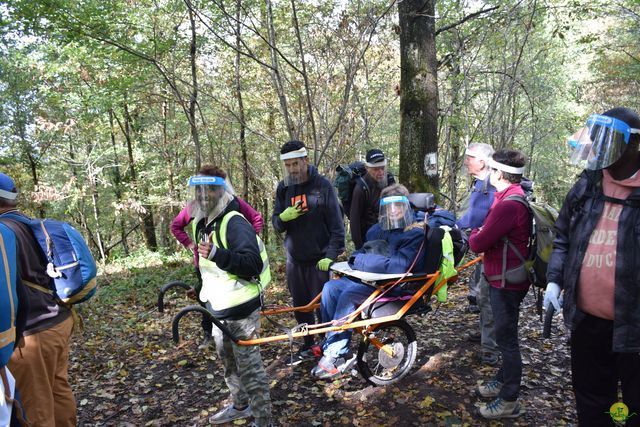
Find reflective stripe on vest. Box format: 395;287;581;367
197;211;271;312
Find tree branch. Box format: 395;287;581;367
435;6;499;36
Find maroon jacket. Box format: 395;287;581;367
469;183;531;291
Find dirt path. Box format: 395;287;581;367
70;271;575;426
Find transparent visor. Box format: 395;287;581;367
281;157;309;186
366;165;388;188
568;114;640;170
378;196;413;231
187;176;233;216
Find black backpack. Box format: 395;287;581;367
334;161;367;219
334;162;395;219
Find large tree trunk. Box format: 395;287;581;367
398;0;439;194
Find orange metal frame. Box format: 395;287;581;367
236;256;482;347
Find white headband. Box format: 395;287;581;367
488;158;525;175
280;147;308;160
465;148;489;161
0;189;17;200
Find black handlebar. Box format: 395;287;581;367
157;281;192;312
171;305;239;344
542;305;555;338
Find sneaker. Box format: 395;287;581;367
479;397;525;419
209;404;252;424
311;354;357;380
477;379;503;398
481;352;499;366
285;345;322;366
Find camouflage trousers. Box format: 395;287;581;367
211;309;272;426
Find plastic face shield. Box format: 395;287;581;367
188;176;227;214
281;156;308;186
568;114;640;170
378;196;413;231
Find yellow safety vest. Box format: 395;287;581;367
193;211;271;312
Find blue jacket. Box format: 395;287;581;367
456;175;495;229
272;165;345;265
351;225;425;274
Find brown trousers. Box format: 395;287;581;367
8;316;76;427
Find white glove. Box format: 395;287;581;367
544;282;562;311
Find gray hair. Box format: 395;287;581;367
466;143;494;161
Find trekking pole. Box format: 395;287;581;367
542;305;555;338
157;281;192;312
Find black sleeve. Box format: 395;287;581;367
211;216;262;278
546;176;584;288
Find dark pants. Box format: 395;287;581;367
489;286;528;401
286;259;330;347
571;314;640;427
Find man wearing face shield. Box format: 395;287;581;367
188;175;273;426
545;107;640;427
272;140;345;366
310;184;428;379
349;149;395;250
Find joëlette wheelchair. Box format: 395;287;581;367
159;193;481;386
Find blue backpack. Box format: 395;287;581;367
1;213;97;304
0;223;19;367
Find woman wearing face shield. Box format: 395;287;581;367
545;107;640;427
170;165;263;349
310;184;427;380
468;149;531;420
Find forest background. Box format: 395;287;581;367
0;1;639;425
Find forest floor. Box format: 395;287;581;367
70;256;577;426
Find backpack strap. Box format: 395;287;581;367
485;194;532;287
356;176;371;203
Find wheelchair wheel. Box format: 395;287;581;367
356;320;417;386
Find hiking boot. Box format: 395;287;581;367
285;344;322;366
479;397;525;419
481;352;499;366
477;379;503;398
209;404;252;424
311;354;357;380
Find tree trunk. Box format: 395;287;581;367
186;2;202;171
398;0;439;194
235;0;249;200
265;0;295;140
108;109;130;256
121;98;158;251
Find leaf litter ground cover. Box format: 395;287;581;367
70;260;576;426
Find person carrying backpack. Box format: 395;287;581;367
469;150;531;420
545;107;640;427
170;165;264;349
349;149;394;250
0;173;77;426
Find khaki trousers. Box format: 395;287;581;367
9;316;76;427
